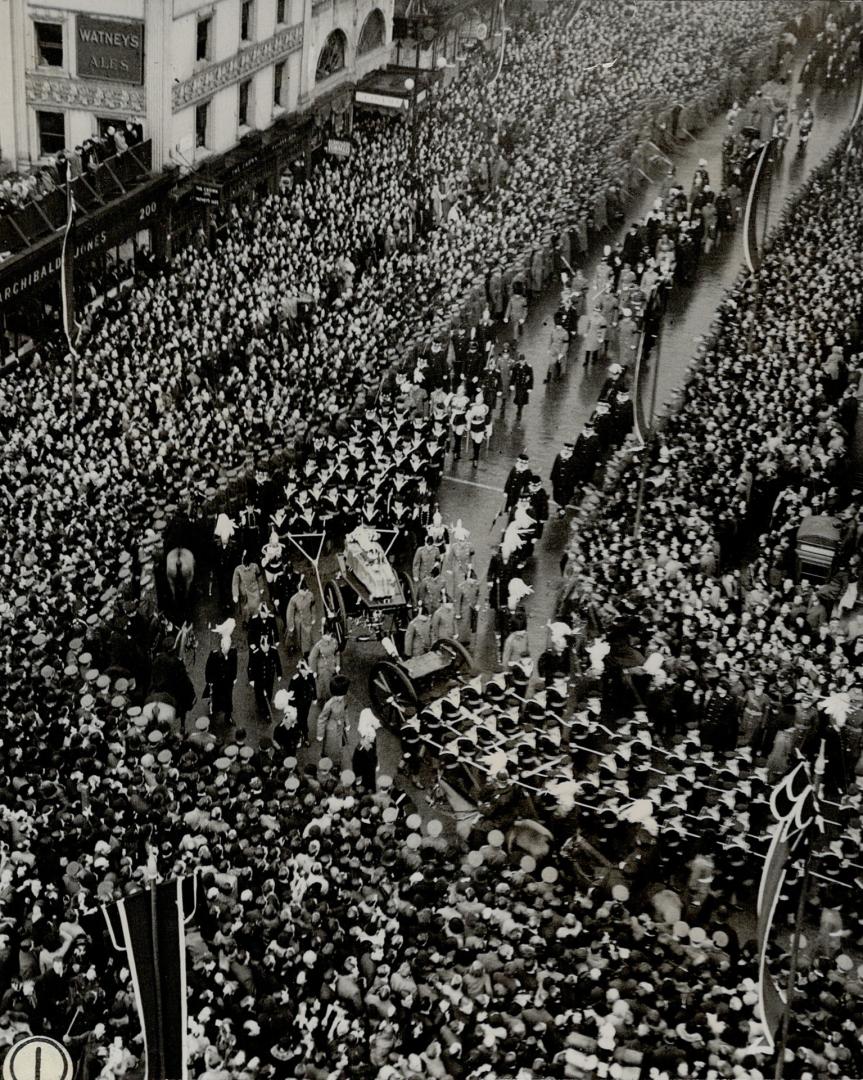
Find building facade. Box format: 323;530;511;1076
0;0;394;172
0;0;393;354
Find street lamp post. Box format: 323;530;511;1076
404;76;418;169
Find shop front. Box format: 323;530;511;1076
166;117;320;256
0;172;174;357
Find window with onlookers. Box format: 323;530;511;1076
196;16;211;62
195;101;210;149
37;110;65;156
34;21;63;68
273;61;286;108
97;117;129;144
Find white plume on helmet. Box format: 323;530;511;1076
214;513;237;543
820;691;852;726
587;638;611;676
643;652;665;677
274;688;294;713
212;617;236;640
507;578;533;610
357;708;381;745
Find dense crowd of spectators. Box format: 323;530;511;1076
7;0;860;1077
558;134;863;767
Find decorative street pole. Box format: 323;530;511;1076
404;76;418;170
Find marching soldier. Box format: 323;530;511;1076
551;442;577;516
527;475;550;543
404;605;433;658
413;534;438;584
504;453;532;512
431;592;458;640
285;578;316;657
248;636;283;720
455;566;481;641
419;563;447;615
617;307;640;368
466;392;490;468
546;313;570;384
510;354;534;420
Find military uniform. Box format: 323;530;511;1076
551;444;577;512
248;643;283;719
504;458;532;511
404;612;432;658
455;575;481;637
420;571;447;615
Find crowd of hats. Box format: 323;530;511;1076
270;400;447;540
559;125;863;726
0;4;803;768
6;690;863;1080
401;0;798;346
553;145;739;485
413;659;861;909
546;83;863;1011
0;0;802;759
0;2;830;1078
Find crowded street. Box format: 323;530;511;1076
2;0;863;1078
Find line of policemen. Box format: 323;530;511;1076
800;7;862;91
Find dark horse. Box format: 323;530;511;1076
165;547;195;610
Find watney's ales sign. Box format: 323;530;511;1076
77;15;145;84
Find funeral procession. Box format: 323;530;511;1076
1;0;863;1077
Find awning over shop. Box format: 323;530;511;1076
354;68;433;112
0;169;175;307
0;141;161;263
175;114;318;210
194;135;282;205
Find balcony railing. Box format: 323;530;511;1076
0;140;155;259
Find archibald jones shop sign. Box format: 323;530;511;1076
77;15;145;84
0;177;172;305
